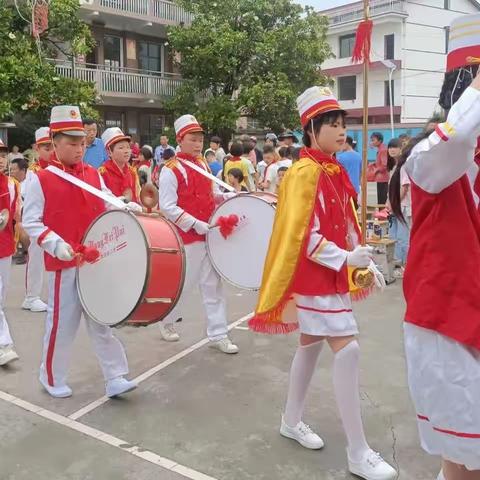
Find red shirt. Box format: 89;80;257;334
375;144;389;183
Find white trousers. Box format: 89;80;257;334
0;256;12;347
26;240;44;299
163;241;228;341
42;267;128;387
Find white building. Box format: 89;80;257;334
320;0;480;128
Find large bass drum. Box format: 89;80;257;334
77;210;185;327
206;193;277;290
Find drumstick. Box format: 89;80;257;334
180;159;235;193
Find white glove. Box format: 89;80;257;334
368;260;386;291
346;245;373;268
193;220;210;235
126;202;143;213
54;241;75;261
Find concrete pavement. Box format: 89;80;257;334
0;261;439;479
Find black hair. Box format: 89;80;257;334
229;141;243;157
345;136;354;147
291;147;301;162
439;65;479;111
371;131;383;143
11;157;29;172
82;118;97;126
263;145;276;155
140;146;153;160
163;148;175;161
242;140;254;154
387;138;401;172
277;166;288;174
227;167;244;183
302;111;346;148
278;146;289;159
210;136;222;145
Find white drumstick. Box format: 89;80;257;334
180;159;235;193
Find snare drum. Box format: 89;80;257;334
77;210;185;327
206;193;277;290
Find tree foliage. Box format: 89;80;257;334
0;0;97;121
166;0;331;133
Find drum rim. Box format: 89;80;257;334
206;194;276;291
76;209;151;328
126;216;186;327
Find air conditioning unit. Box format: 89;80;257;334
79;0;94;6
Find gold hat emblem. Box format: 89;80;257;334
318;87;333;97
70;109;78;119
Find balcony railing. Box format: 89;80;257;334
325;0;407;26
54;62;183;98
82;0;193;24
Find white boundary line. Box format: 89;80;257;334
0;390;218;480
69;313;253;421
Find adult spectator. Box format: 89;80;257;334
83;119;108;168
278;130;298;148
210;136;226;163
204;148;222;176
370;132;389;204
337;136;362;193
250;136;263;165
154;135;174;167
10;158;29;197
265;133;278;149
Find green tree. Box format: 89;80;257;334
165;0;331;135
0;0;97;122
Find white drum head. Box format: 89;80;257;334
77;210;149;326
207;195;275;290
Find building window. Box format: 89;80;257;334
444;0;450;9
105;111;123;129
338;76;356;101
385;80;395;106
339;33;356;58
104;35;122;70
384;34;395;60
140;113;165;146
138;41;162;73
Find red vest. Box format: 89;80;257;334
169;154;215;244
38;163;106;271
99;159;139;202
404;175;480;350
292;167;356;296
0;175;18;258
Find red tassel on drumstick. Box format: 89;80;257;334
215;214;239;239
73;244;100;267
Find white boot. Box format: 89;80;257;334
159;323;180;342
280;415;324;449
0;345;19;366
348;449;397;480
39;375;72;398
22;297;47;312
208;337;239;354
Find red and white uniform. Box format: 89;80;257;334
99;160;140;203
159;152;232;341
403;86;480;470
22;159;129;388
0;175;21;347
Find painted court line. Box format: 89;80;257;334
69;312;253;421
0;390;217;480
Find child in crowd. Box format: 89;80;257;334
136;146;154;185
259;145;279;193
227;168;248;192
224;142;252;191
275;166;288;194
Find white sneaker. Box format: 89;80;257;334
22;297;47;312
159;323;180;342
208;337;239;354
0;345;19;366
106;376;138;398
39;375;73;398
348;449;397;480
280;416;325;449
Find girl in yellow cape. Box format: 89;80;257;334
248;86;395;480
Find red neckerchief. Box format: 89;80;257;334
136;160;151;169
104;159;134;193
38;157;50;169
49;152;85;176
300;147;358;201
229;156;242;162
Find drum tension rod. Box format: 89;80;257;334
150;247;179;254
143;298;172;304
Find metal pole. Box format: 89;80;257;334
389;68;394;137
360;0;370;245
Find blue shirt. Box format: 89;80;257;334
208;161;222;176
83;138;108;169
337;150;362;193
154;144;175;165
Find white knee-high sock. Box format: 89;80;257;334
284;341;324;427
333;340;370;461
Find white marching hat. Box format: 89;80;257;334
101;127;131;151
50;105;85;137
296;86;344;128
174;114;204;140
447;13;480;72
0;139;7;150
35;127;51;145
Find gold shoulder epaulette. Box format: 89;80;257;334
28;163;40;172
98;166;106;174
165;158;178;169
